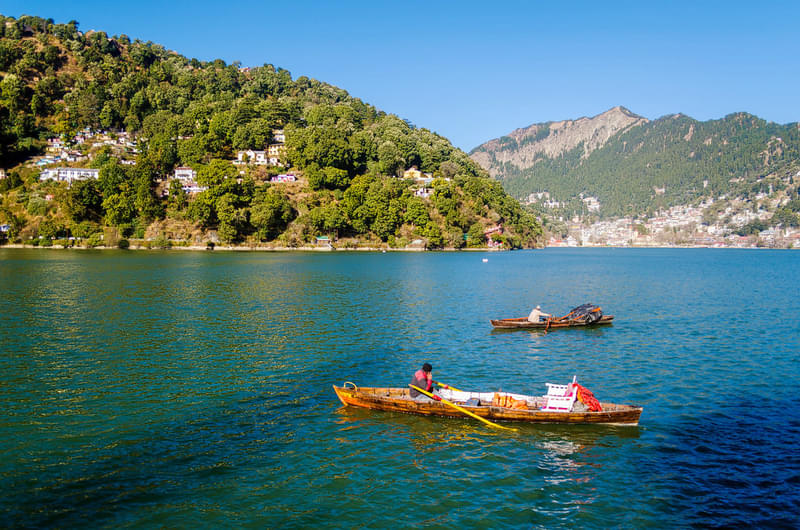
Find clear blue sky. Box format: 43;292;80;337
5;1;800;151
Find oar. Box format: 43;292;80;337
433;380;463;392
409;384;517;432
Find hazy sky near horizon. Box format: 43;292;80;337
5;1;799;151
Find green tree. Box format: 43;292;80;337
771;208;799;227
250;188;295;240
166;179;188;217
98;159;127;199
188;191;217;227
141;132;178;177
38;218;65;239
466;223;486;248
215;192;248;243
377;141;404;176
404;196;430;228
27;195;48;216
423;223;444;249
65;179;102;222
307;165;351;190
197;159;237;187
102;190;137;226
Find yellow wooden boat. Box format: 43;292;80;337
333;382;642;426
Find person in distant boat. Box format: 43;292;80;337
409;363;435;401
528;305;552;323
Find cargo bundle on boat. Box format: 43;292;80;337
333;377;642;426
491;303;613;330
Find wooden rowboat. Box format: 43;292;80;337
490;315;614;329
333;383;642;426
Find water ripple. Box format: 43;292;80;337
0;248;798;527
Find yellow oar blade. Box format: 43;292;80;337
409;384;516;432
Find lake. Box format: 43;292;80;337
1;248;798;527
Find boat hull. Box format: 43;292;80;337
333;385;641;425
490;315;614;329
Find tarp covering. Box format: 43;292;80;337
561;303;603;323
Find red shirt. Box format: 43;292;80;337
409;369;432;396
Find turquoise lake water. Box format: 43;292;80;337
1;248;798;528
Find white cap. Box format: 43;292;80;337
536;305;541;309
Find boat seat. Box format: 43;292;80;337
542;377;578;412
545;383;571;396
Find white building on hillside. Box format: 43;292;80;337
172;167;206;193
582;196;601;212
39;167;99;184
235;150;268;165
270;174;296;183
174;167;197;181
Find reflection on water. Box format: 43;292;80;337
0;248;797;527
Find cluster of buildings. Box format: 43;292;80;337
33;127;292;192
171;167;205;194
549;199;800;248
527;191;602;212
525;191;562;209
270;174;296;183
35;129;139;168
39;167;100;185
531;172;800;249
160;167;297;196
29;128;478;230
36;144;84;166
234;130;286;167
483;224;504;248
403;166;447;199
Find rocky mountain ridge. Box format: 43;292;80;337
470;106;647;178
469;107;800;221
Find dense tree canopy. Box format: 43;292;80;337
0;14;541;248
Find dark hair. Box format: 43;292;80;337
422;363;432;372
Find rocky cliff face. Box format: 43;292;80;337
470;106;648;178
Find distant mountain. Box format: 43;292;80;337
470;107;800;218
471;106;647;174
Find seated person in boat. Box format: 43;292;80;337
527;305;552;323
409;363;435;402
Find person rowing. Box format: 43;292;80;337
409;363;435;402
527;305;552;323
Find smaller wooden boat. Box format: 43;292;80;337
490;314;614;330
333;381;642;426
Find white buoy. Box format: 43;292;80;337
482;258;488;263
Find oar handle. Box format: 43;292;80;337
410;384;442;401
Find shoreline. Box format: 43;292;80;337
0;243;794;252
0;243;498;252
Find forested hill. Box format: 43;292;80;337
0;14;541;249
470;107;800;219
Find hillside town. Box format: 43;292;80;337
10;126;799;249
544;193;800;249
1;126;484;248
20;127;299;193
21;127;447;202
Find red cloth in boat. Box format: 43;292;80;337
575;383;602;411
